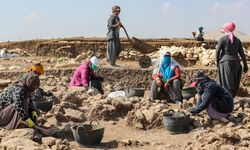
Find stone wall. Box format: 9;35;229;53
3;38;250;58
1;67;249;89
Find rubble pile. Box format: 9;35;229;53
184;98;250;150
126;99;169;129
0;75;249;149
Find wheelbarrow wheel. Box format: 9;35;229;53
139;55;151;68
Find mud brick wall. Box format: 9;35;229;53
1;67;249;89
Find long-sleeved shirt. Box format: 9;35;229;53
0;85;34;120
216;35;248;66
69;60;98;88
193;81;234;114
152;66;181;82
107;15;120;41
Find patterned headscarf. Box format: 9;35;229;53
220;22;236;44
18;72;40;93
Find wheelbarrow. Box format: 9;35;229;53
122;26;158;68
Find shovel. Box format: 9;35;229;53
19;120;62;137
121;26;134;54
122;26;132;45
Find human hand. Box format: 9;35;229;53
32;111;38;122
188;107;197;115
243;65;249;73
25;118;35;127
116;21;122;28
98;76;104;82
164;80;171;89
45;91;53;97
156;78;162;87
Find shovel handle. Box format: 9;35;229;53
19;120;51;134
122;26;132;45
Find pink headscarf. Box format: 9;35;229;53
220;22;236;44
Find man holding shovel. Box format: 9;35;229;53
106;5;122;67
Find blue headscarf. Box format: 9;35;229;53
160;55;174;81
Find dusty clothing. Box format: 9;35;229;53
150;54;182;102
192;79;234;114
206;103;228;120
194;35;204;41
216;35;248;97
0;104;26;129
69;60;98;87
0;85;34;120
218;60;242;98
69;61;104;94
150;79;182;103
194;28;204;41
0;72;39;129
90;80;104;95
194;32;204;41
106;15;121;66
107;39;121;66
152;66;181;83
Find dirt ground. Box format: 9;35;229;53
69;119;195;150
0;41;249;149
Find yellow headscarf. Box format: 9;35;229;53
26;63;44;75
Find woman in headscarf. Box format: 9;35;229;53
20;63;53;101
189;70;234;123
0;72;40;129
106;5;123;67
194;26;204;41
69;56;104;94
216;22;248;98
150;52;182;105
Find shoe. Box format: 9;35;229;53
219;117;229;123
175;101;182;109
113;64;120;67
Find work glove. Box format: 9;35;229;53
25;118;35;127
32;111;39;122
98;76;104;82
243;65;249;73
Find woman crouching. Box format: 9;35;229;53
0;72;40;129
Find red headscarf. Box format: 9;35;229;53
220;22;236;44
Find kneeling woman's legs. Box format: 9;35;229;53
150;80;160;100
90;80;104;94
206;103;228;122
167;79;182;103
0;104;25;129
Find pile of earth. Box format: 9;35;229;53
1;75;249;149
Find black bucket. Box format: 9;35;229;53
181;87;197;100
125;88;145;98
33;97;54;112
163;110;191;134
71;120;105;146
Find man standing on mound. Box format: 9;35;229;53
106;5;123;67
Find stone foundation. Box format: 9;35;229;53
1;67;249;89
